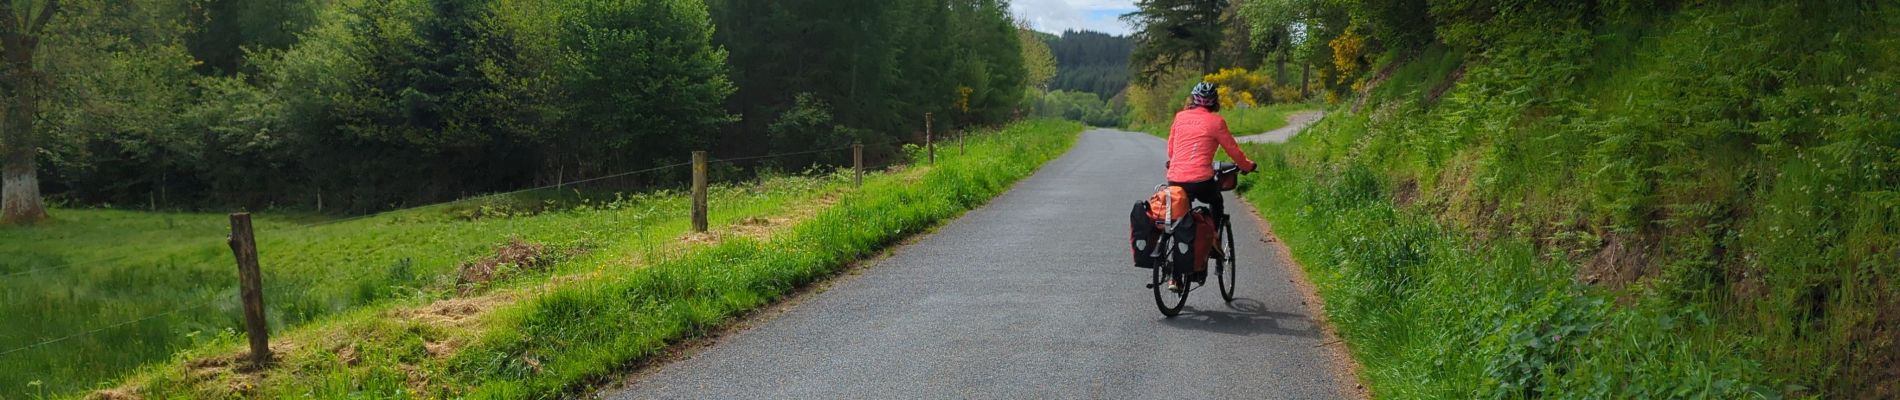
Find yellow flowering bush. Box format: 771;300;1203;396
1203;67;1273;109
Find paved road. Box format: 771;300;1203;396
602;129;1352;399
1237;111;1326;144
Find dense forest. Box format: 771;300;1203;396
1041;30;1132;100
0;0;1026;219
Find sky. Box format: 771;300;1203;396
1011;0;1137;36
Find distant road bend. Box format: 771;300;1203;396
602;128;1355;399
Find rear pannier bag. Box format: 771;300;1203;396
1169;208;1218;282
1190;209;1219;274
1130;201;1161;268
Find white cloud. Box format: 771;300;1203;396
1011;0;1136;36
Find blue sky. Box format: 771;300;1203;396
1012;0;1137;36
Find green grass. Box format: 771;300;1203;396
1130;101;1319;139
1227;3;1900;398
92;119;1082;398
1;170;860;398
1222;102;1320;135
1239;139;1777;398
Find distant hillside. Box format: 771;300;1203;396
1042;30;1133;100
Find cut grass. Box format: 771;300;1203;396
93;119;1082;398
0;169;853;398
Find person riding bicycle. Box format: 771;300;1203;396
1167;82;1256;220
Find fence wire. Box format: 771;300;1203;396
1;142;918;360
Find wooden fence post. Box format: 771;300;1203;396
853;144;864;188
691;151;708;232
925;113;935;165
227;213;271;366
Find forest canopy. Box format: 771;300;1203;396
6;0;1028;213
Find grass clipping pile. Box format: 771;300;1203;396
95;240;567;399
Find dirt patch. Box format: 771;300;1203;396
1579;231;1659;289
456;240;557;294
1391;178;1420;208
678;191;849;245
1351;61;1403;114
1425;63;1468;103
1848;299;1900;399
86;387;142;400
391;292;518;329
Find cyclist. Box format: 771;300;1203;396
1167;82;1256;221
1159;82;1256;291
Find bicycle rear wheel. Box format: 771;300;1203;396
1151;237;1187;317
1217;215;1237;302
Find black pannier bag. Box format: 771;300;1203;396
1130;201;1162;268
1169;207;1214;283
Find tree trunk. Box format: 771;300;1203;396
1275;53;1286;84
2;30;48;225
1300;62;1310;99
1200;49;1214;76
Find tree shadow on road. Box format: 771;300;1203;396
1159;298;1323;338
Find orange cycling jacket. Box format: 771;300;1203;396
1166;107;1255;183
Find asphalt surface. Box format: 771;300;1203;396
602;129;1351;399
1237;111;1326;144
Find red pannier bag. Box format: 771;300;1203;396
1188;208;1219;275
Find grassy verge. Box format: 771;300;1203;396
1129;102;1317;138
2;167;853;398
1225;4;1899;398
101;119;1082;398
1240;137;1777;398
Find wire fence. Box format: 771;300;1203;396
0;140;926;361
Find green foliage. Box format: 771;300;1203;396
707;0;1027;153
555;0;737;169
1019;28;1058;89
1125;0;1231;78
184;0;322;75
1028;89;1126;127
1242;1;1900;398
1043;30;1133;100
766;93;865;168
32;0;739;211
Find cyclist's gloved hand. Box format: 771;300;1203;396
1242;162;1258;174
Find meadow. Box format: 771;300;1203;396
2;160;869;397
64;119;1081;398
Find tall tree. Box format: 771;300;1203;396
1123;0;1229;81
0;0;57;224
186;0;320;75
1019;27;1057;90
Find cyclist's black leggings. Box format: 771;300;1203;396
1169;179;1224;220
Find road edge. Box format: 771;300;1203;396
1237;199;1371;399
